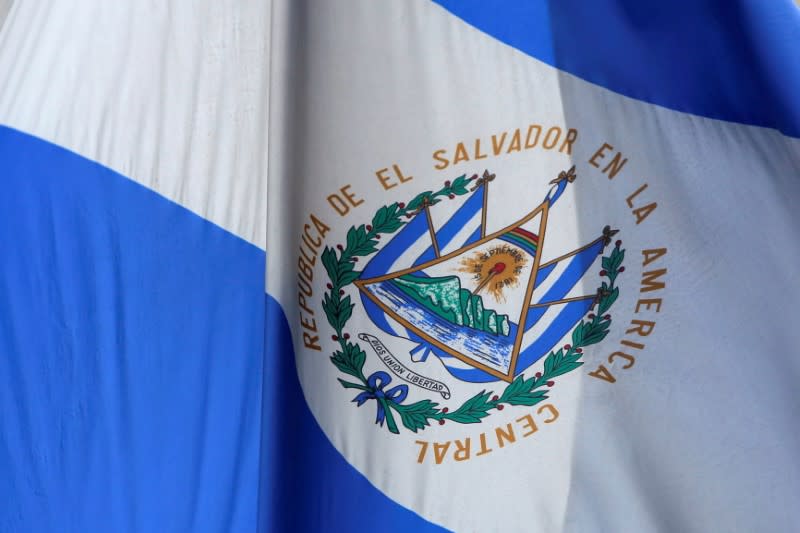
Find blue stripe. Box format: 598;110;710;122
414;187;485;266
462;226;483;248
261;295;448;533
433;0;800;137
526;240;603;328
0;126;264;532
515;299;596;373
0;126;446;533
533;262;557;289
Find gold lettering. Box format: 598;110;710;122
310;214;330;238
609;351;635;369
415;440;429;464
626;319;656;337
542;126;561;149
559;128;578;154
641;269;667;293
433;441;451;464
474;139;488;160
516;414;538;437
476;433;493;456
641;248;667;267
491;132;507;155
453;438;471;461
635;298;663;313
302;332;321;351
589;142;613;168
432;149;449;170
506;129;522;153
588;364;616;383
453;142;469;165
537;403;560;423
375;167;396;190
495;423;516;448
524;124;542;148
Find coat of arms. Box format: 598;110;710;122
321;168;625;434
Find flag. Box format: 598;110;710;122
2;1;799;532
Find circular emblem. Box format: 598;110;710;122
319;167;625;434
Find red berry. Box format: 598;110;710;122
470;174;478;180
547;381;554;387
398;202;405;208
616;240;622;247
337;244;343;251
343;333;350;340
445;180;451;187
448;194;455;199
492;395;499;402
600;270;607;276
588;313;595;319
442;407;449;414
352;257;358;262
332;335;338;341
535;372;542;378
366;224;372;231
603;314;611;320
497;404;505;410
564;344;571;350
326;283;333;289
339;289;344;295
576;348;583;353
439;419;445;426
375;234;381;239
618;267;626;273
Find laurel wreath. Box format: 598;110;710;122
320;174;625;434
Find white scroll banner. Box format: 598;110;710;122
359;333;452;400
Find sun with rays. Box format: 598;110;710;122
458;244;527;302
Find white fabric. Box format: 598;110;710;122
0;0;269;249
269;1;800;532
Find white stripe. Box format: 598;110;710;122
0;1;269;249
386;216;436;275
531;254;572;301
439;210;482;256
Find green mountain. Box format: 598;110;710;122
391;274;510;336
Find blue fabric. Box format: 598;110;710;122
0;126;445;532
0;125;265;532
433;0;800;137
260;294;447;533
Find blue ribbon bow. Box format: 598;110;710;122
353;371;409;426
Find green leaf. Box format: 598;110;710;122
547;361;584;378
581;329;610;346
406;191;433;212
393;400;440;433
321;292;339;330
338;295;354;325
330;342;367;381
609;249;625;272
504;390;548;407
597;286;619;316
499;374;534;402
321;247;340;285
338;270;360;287
372;205;391;228
499;375;548;406
572;322;585;346
446;390;493;423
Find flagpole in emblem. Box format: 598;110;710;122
320;169;626;434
